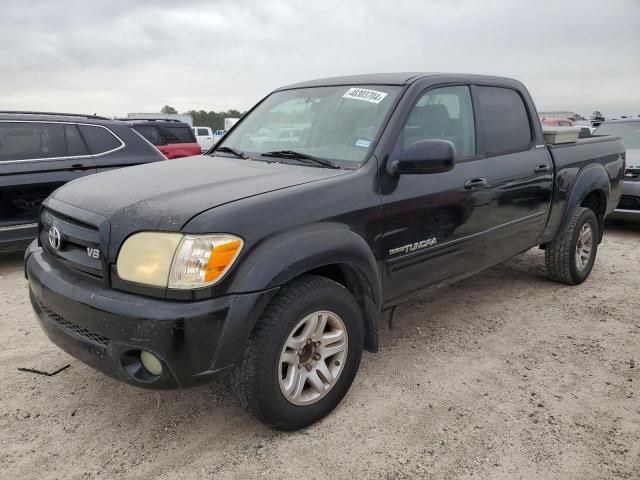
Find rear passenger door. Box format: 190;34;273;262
0;122;96;225
473;86;553;261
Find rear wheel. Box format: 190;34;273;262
545;207;599;285
232;274;363;430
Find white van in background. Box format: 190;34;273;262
192;126;214;152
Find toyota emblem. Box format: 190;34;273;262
48;226;62;250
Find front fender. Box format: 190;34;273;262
229;223;382;307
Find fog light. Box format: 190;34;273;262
140;351;163;376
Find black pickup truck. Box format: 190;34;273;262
25;74;625;430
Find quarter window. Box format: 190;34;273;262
403;86;476;158
476;86;532;155
78;125;122;154
0;122;66;161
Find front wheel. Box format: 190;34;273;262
545;207;599;285
232;274;364;430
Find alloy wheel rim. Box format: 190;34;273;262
278;310;348;406
575;223;593;271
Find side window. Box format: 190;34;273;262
197;128;209;136
476;86;532;155
163;126;196;143
78;125;122;154
0;122;66;161
403;86;475;157
133;125;164;146
64;124;89;156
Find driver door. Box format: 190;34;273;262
380;85;494;304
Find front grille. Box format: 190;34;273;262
624;168;640;181
618;195;640;211
35;295;110;347
40;208;104;278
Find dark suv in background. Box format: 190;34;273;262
0;112;165;249
126;119;201;159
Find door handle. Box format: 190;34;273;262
464;178;487;189
71;163;87;170
534;164;551;173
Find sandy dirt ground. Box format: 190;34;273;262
1;222;639;480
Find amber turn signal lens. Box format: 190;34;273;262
204;238;243;283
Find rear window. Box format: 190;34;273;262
133;125;164;146
594;122;640;149
78;125;122;154
477;86;532;155
162;126;195;143
0;122;66;161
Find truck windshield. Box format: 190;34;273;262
217;85;401;167
594;122;640;149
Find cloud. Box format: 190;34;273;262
0;0;638;117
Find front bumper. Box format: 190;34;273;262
25;243;277;389
0;222;38;249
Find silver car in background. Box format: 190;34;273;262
594;119;640;219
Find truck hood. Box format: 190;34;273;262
51;155;349;234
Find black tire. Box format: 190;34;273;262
232;274;364;430
545;207;599;285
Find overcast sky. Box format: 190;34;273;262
1;0;638;118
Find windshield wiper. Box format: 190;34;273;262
261;150;341;169
214;146;248;159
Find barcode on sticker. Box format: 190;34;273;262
342;88;388;104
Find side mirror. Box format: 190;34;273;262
389;139;455;175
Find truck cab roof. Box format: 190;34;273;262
278;72;524;90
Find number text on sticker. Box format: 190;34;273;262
342;88;388;104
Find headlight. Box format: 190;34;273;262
116;232;182;287
168;234;243;289
116;232;243;289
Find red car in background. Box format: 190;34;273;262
128;119;201;159
540;117;574;127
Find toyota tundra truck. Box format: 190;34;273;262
25;73;625;430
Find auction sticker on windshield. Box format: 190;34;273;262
342;88;388;104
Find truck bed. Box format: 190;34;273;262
540;135;625;244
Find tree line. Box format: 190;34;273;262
161;105;245;130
